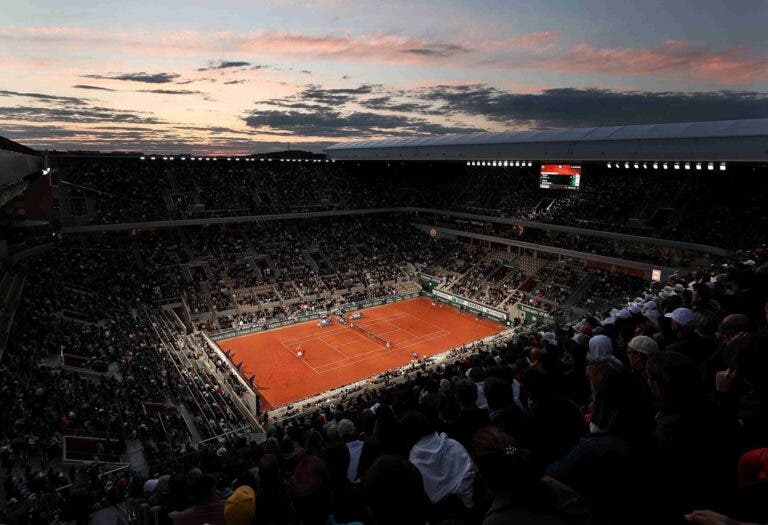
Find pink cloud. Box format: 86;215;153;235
519;40;768;85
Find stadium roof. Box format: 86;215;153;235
325;118;768;162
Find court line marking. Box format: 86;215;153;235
315;330;450;374
278;340;320;375
312;322;452;372
318;336;351;359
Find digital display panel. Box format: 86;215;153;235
540;164;581;190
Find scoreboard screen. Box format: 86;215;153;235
540;164;581;190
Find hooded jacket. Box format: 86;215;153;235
409;431;476;508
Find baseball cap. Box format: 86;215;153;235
225;486;256;525
665;307;697;327
627;335;659;355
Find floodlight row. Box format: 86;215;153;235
139;156;333;163
606;161;727;171
466;160;533;167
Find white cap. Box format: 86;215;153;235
539;332;557;345
665;307;697;327
587;335;622;365
144;479;159;493
616;309;632;320
601;316;616;326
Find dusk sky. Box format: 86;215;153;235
2;0;768;153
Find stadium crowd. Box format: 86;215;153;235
1;211;766;524
1;156;767;524
55;156;768;250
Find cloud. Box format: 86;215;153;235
487;39;768;85
223;80;246;85
81;71;180;83
72;84;116;91
0;89;85;104
1;26;477;66
299;83;378;105
244;106;483;137
403;43;469;58
137;89;206;95
0;105;162;124
415;85;768;127
197;59;251;71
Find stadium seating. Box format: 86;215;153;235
2;157;767;525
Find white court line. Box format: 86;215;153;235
317;336;351;359
281;325;348;345
316;331;449;373
278;341;320;375
314;325;450;373
379;319;419;338
314;344;392;371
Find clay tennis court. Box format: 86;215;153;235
217;297;504;409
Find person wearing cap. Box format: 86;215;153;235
665;308;717;364
626;335;659;376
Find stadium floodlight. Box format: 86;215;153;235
720;162;726;171
653;163;658;169
527;162;532;167
633;162;639;169
227;157;231;161
162;156;168;160
663;163;668;170
503;160;508;167
150;156;156;160
695;162;702;170
624;162;629;169
707;162;714;170
684;162;690;170
642;163;647;169
140;156;145;160
674;163;680;170
607;162;612;168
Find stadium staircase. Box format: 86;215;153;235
0;269;25;360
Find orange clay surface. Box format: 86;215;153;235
217;297;504;409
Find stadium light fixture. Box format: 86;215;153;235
150;156;156;160
720;162;726;171
674;163;680;170
607;162;612;168
653;163;658;169
684;162;690;170
633;162;639;169
663;163;668;170
527;162;532;167
642;163;647;169
695;162;702;170
503;160;508;167
624;162;629;169
162;156;168;160
140;156;145;160
707;162;714;170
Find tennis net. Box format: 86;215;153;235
350;321;392;348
